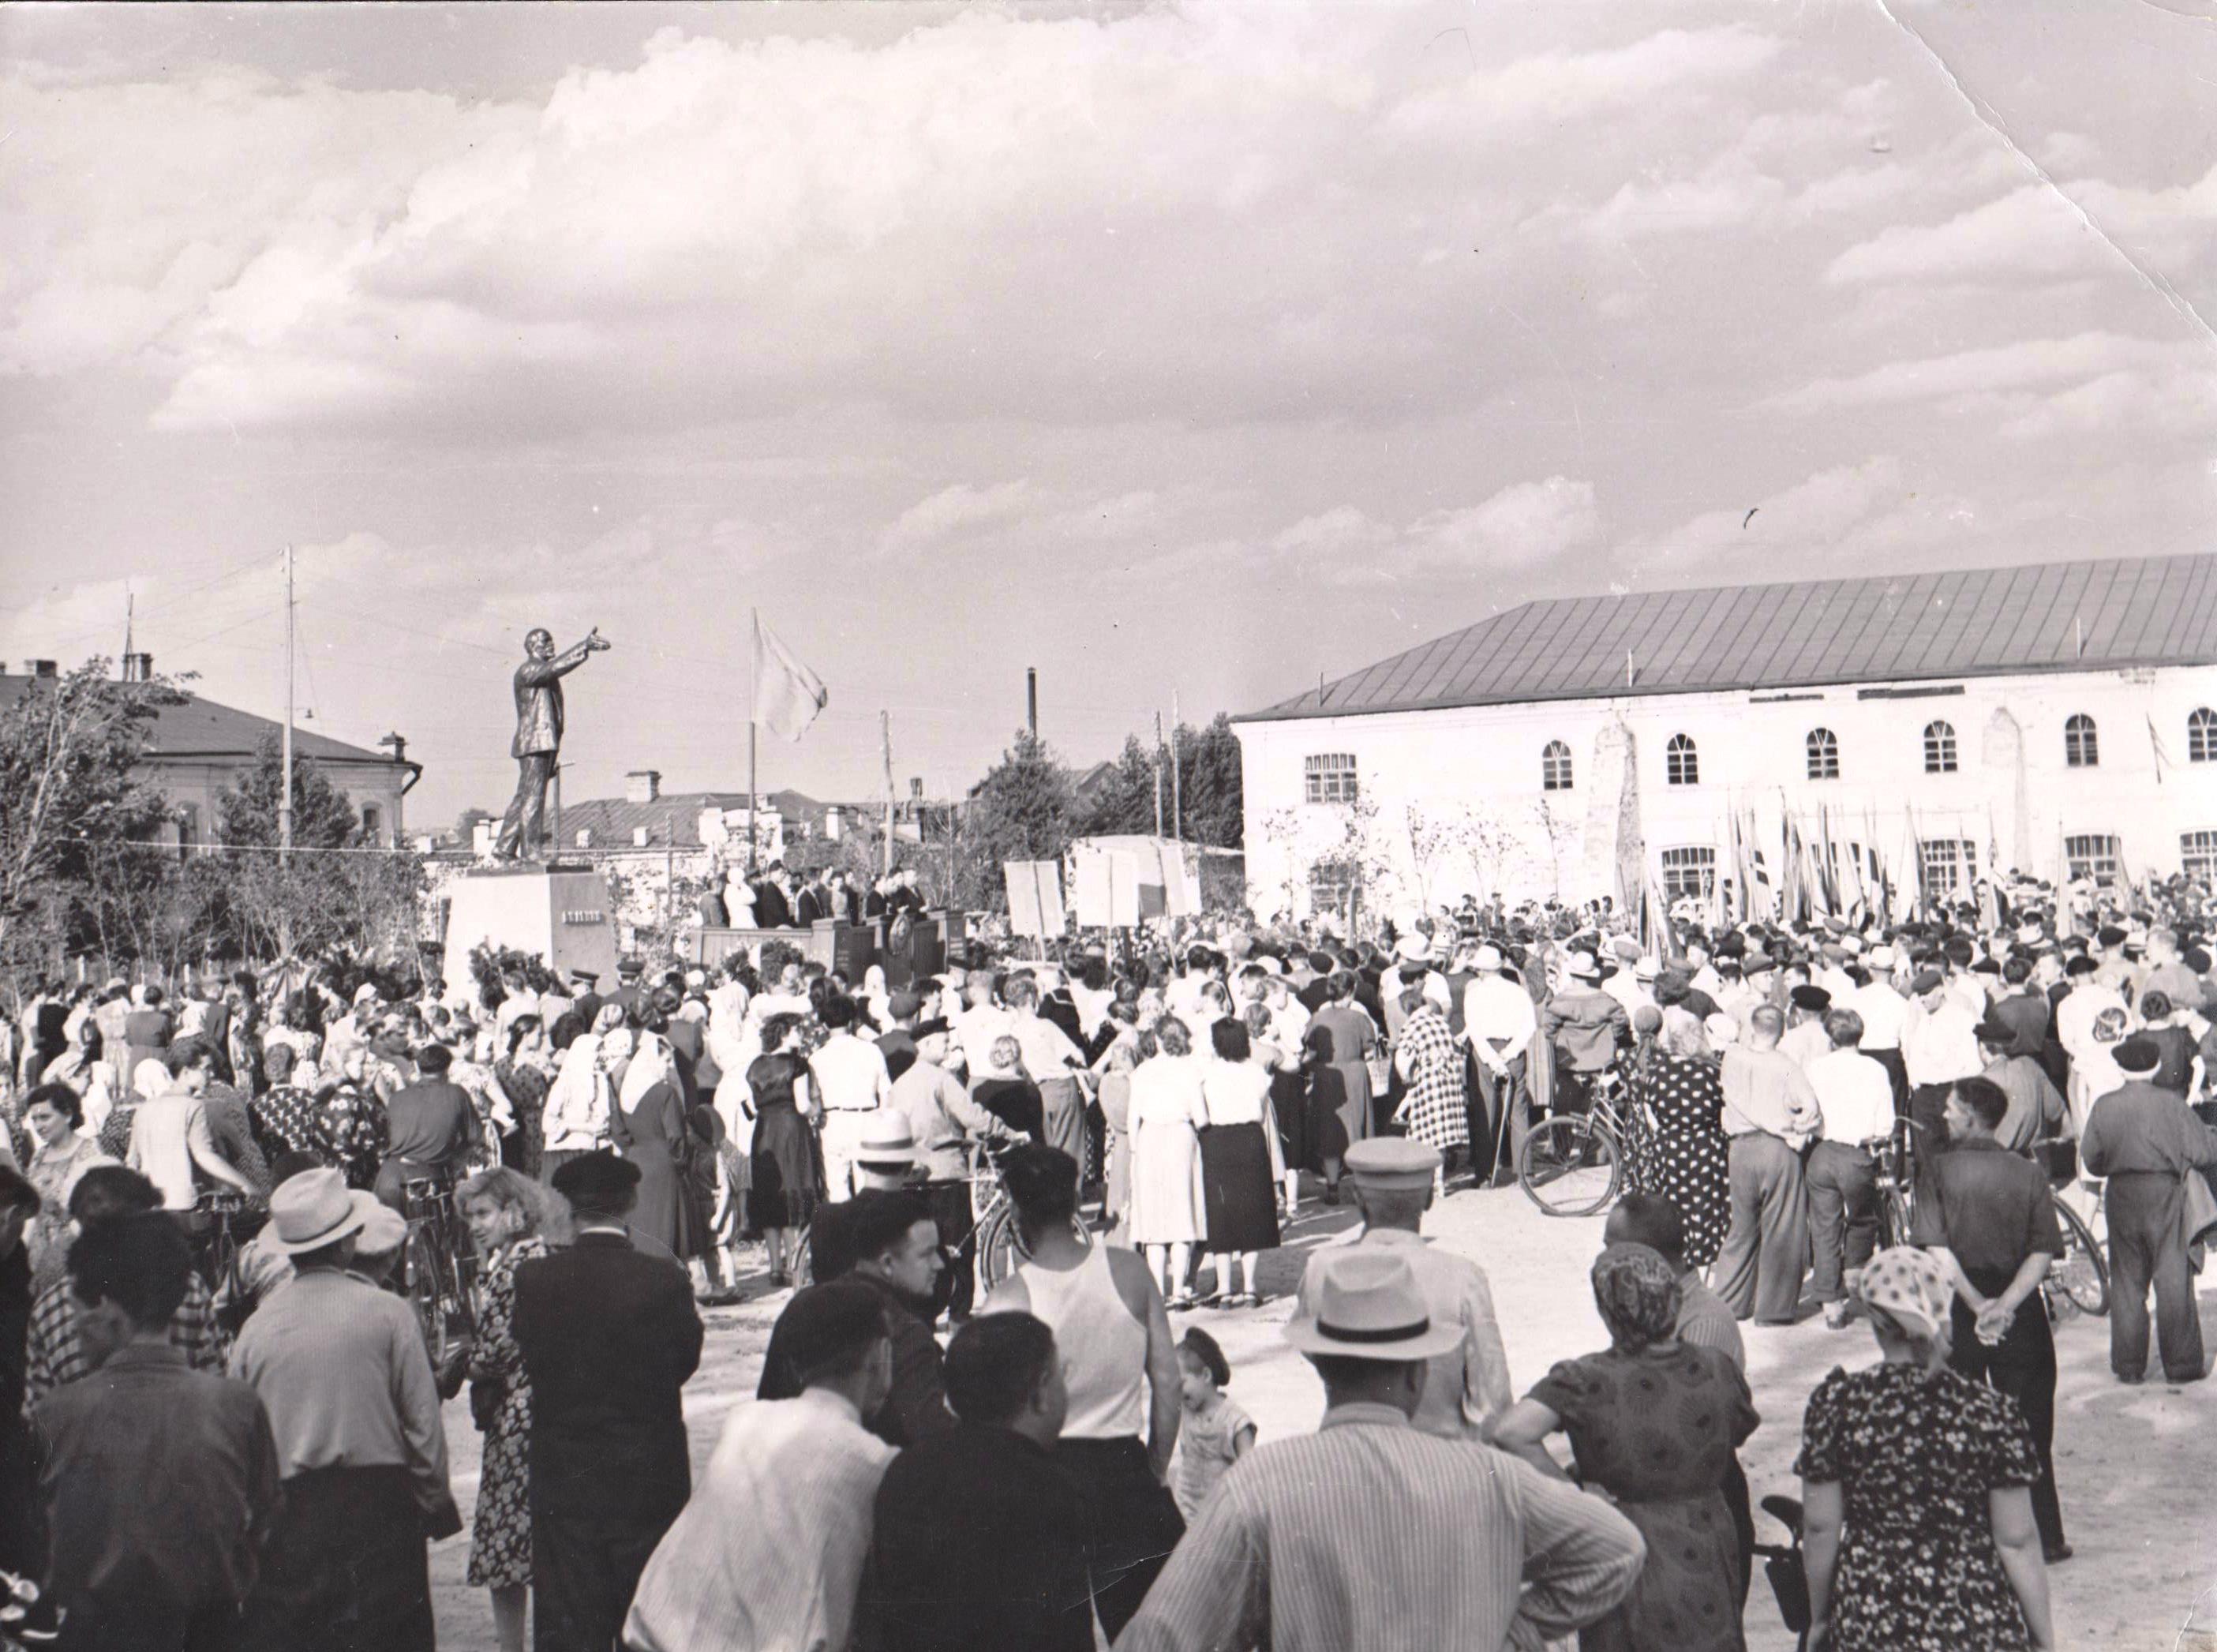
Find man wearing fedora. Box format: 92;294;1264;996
1120;1249;1643;1651
1294;1138;1513;1441
513;1152;703;1652
1461;944;1537;1186
230;1169;459;1652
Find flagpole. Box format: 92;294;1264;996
748;609;760;875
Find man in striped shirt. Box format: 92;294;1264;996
1118;1249;1642;1652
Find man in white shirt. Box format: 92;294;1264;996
1901;968;1985;1204
950;972;1016;1079
2053;955;2133;1125
1002;976;1091;1171
1804;1008;1899;1328
812;997;894;1201
624;1281;896;1652
1850;947;1910;1107
1462;946;1538;1186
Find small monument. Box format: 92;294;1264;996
442;625;623;987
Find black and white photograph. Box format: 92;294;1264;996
2;1;2215;1648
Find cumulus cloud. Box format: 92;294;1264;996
1768;332;2171;414
878;481;1038;556
1405;478;1600;571
1615;457;1975;574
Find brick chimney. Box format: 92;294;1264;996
625;770;661;804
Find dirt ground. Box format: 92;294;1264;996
429;1183;2217;1650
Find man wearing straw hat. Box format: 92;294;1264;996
230;1168;458;1652
1120;1249;1643;1651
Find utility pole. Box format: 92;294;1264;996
122;586;134;676
280;544;295;857
1170;690;1183;845
881;711;896;876
1152;711;1165;838
1027;667;1038;740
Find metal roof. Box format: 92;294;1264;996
0;675;401;767
1239;554;2217;722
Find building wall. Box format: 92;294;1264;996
1235;665;2217;920
144;757;414;850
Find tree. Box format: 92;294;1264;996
960;730;1075;912
1073;715;1244;848
188;734;425;964
0;660;182;973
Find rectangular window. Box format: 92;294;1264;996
1919;838;1977;900
1659;845;1717;901
2065;833;2122;885
1303;752;1358;804
2184;830;2217;883
1309;859;1359;922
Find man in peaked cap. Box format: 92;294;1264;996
1294;1139;1513;1441
1122;1249;1643;1652
513;1152;702;1652
1541;952;1630;1116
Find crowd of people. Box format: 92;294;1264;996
0;865;2213;1648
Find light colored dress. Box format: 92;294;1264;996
1126;1054;1208;1245
1173;1393;1256;1523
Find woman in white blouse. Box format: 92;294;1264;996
1197;1020;1286;1307
1125;1017;1209;1308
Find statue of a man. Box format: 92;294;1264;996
493;626;610;860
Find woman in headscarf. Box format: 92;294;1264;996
40;1017;122;1143
1630;1007;1733;1268
609;1018;710;1287
1492;1242;1757;1652
1389;988;1466;1192
539;1004;622;1185
1795;1246;2056;1652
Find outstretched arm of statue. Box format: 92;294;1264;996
518;631;609;687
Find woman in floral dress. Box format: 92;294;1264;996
1631;1009;1732;1268
460;1167;554;1652
1796;1246;2057;1652
1390;991;1467;1187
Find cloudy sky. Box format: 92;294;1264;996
4;0;2213;828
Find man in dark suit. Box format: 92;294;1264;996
753;865;796;931
371;1044;477;1211
566;969;602;1030
514;1152;703;1652
796;873;833;929
827;869;860;924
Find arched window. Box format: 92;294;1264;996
1541;740;1574;791
1666;733;1699;786
2190;708;2217;764
1805;727;1840;781
2065;714;2099;769
1923;720;1958;774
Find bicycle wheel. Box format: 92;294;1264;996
975;1205;1023;1296
1519;1116;1620;1217
1876;1185;1913;1252
2049;1196;2108;1317
406;1228;454;1364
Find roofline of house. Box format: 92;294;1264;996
1231;651;2217;726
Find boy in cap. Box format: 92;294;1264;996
1122;1249;1642;1652
1293;1138;1511;1440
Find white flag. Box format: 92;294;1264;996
754;612;827;742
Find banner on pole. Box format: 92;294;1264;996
754;612;828;743
1003;860;1065;938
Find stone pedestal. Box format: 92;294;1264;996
442;863;620;991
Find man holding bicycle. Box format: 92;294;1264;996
1541;950;1631;1116
890;1017;1020;1322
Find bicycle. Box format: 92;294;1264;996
963;1137;1025;1296
400;1177;479;1365
1873;1119;1916;1251
193;1187;253;1299
1518;1062;1640;1217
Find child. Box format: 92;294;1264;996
1172;1328;1256;1521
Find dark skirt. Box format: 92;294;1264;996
1198;1122;1279;1253
1054;1436;1185;1640
1270;1069;1312;1172
748;1103;819;1231
625;1142;707;1261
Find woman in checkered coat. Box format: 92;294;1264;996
1391;991;1468;1182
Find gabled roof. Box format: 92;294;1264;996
1239;554;2217;723
0;675;400;766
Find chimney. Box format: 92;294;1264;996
909;777;924;800
30;660;58;679
625;770;661;804
121;652;153;683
